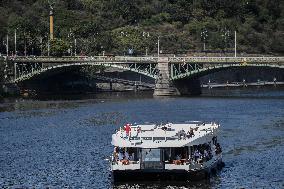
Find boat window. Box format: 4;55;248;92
166;137;177;140
163;148;171;161
163;147;189;163
129;137;140;140
142;137;152;140
153;137;165;141
128;147;140;161
142;149;161;162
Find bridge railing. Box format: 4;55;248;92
9;56;104;62
9;56;160;63
169;57;284;63
7;56;284;64
114;56;158;62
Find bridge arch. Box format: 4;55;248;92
171;63;284;80
13;62;157;83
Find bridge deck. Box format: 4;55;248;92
7;56;284;64
3;55;284;84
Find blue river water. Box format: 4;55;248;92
0;88;284;188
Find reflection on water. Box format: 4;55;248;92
0;87;283;188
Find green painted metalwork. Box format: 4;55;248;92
5;56;284;83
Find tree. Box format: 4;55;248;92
49;39;69;56
0;0;282;55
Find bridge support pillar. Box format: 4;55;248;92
153;57;180;96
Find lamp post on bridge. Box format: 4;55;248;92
142;31;150;56
67;29;77;56
234;30;237;57
201;28;208;52
74;38;77;56
157;36;160;57
24;32;27;56
157;34;173;57
5;34;9;57
14;29;17;56
47;35;50;57
221;28;230;54
120;31;127;56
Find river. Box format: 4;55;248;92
0;87;284;188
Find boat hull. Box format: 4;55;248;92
112;159;224;182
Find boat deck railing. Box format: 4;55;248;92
115;126;218;148
111;154;222;171
111;159;212;171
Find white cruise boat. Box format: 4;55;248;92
110;122;224;182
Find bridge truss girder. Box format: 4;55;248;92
171;63;284;80
11;62;158;83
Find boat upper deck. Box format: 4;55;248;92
111;122;219;148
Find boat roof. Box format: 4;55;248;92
111;122;219;148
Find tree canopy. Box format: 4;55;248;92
0;0;283;56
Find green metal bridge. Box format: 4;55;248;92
2;55;284;95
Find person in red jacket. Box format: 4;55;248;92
124;123;131;137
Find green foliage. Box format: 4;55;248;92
0;0;283;56
111;26;156;55
50;39;69;56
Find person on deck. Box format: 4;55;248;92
187;128;195;138
118;151;124;161
124;123;131;137
124;151;129;160
194;149;201;162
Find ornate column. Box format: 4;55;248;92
49;3;54;40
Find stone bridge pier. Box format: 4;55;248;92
153;57;180;96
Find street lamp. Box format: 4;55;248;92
120;31;129;55
47;34;50;56
14;29;17;56
74;38;77;56
234;30;237;57
5;35;9;57
67;29;74;56
157;36;160;57
67;30;78;56
157;34;176;57
221;28;230;53
200;29;208;51
142;31;150;56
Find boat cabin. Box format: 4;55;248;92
111;122;222;171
